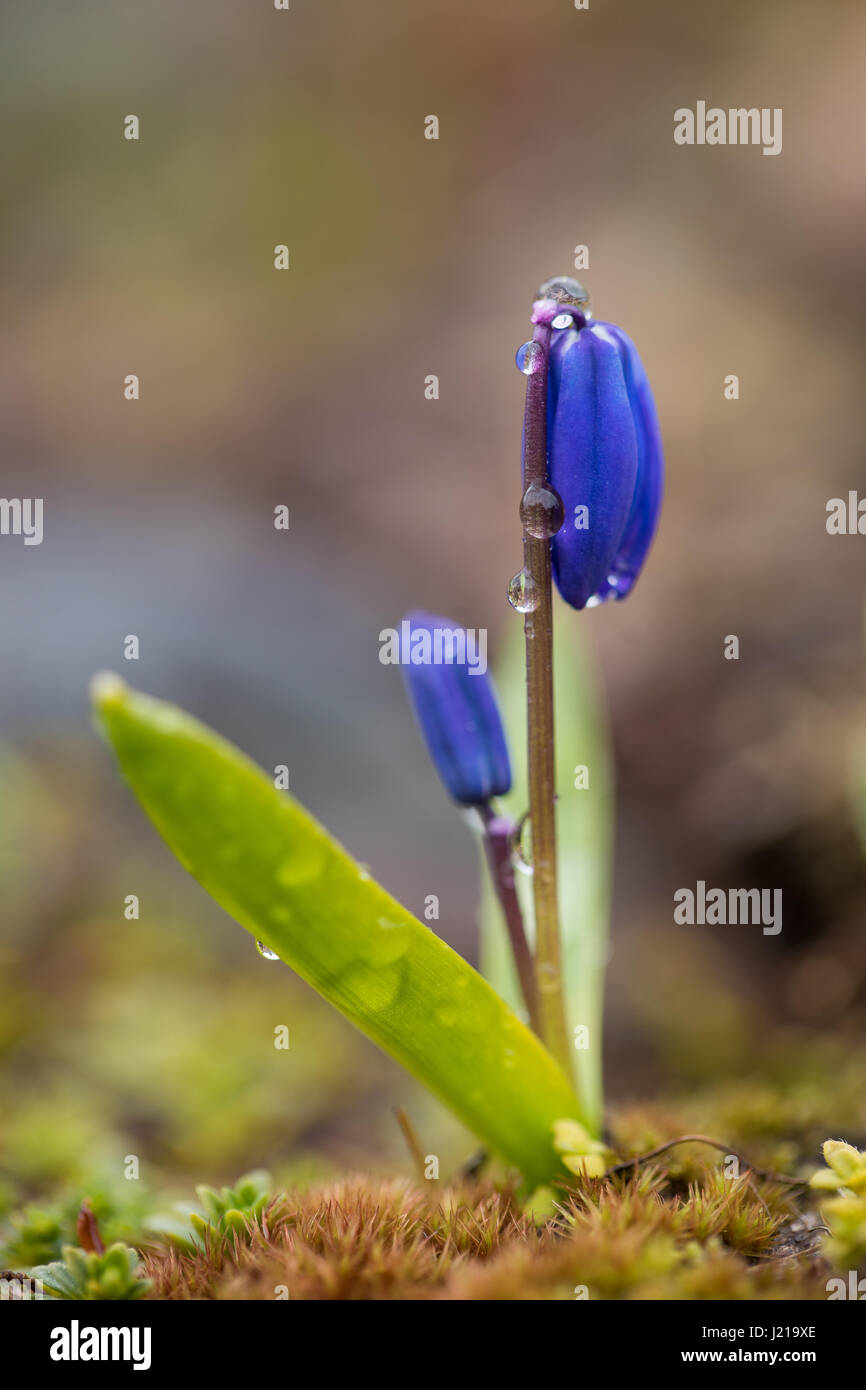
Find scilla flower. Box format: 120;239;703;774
401;611;511;806
540;278;663;611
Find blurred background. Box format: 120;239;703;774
1;0;866;1220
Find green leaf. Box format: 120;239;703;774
91;674;586;1188
809;1168;845;1192
62;1246;91;1285
195;1186;223;1223
479;608;613;1132
32;1244;148;1300
232;1171;270;1209
31;1259;79;1299
189;1213;210;1242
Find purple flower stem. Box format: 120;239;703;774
479;806;540;1035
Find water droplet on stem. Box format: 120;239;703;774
520;481;565;539
507;568;539;613
515;340;545;375
510;813;534;876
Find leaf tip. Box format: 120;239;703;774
90;669;128;712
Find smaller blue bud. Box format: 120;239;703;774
401;611;512;806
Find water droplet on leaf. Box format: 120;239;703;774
340;961;401;1011
256;940;280;961
373;917;410;965
434;1002;459;1028
275;842;326;887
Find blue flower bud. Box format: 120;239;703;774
401;611;512;806
547;319;663;610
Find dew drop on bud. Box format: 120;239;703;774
515;340;544;375
507;568;539;613
256;939;280;961
537;275;591;311
520;481;565;539
551;312;574;330
606;571;630;597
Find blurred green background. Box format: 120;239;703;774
1;0;866;1225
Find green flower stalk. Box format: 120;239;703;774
512;291;571;1076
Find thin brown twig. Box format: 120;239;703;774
599;1133;809;1189
745;1174;772;1217
393;1107;431;1184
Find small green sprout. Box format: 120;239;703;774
552;1118;611;1179
32;1243;149;1301
809;1139;866;1194
0;1181;156;1269
146;1170;273;1254
190;1169;271;1246
1;1204;65;1268
810;1139;866;1269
